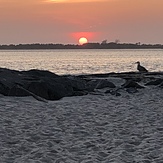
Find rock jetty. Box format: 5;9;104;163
0;68;163;101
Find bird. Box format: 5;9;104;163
135;61;148;72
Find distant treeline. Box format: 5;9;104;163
0;42;163;49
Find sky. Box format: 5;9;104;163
0;0;163;45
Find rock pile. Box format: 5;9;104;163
0;68;163;101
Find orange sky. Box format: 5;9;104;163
0;0;163;44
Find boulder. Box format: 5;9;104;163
145;79;163;86
8;85;31;96
126;88;138;94
46;82;73;100
159;82;163;88
73;91;88;96
0;82;10;96
1;67;163;101
26;78;74;100
105;89;121;96
86;79;116;91
22;69;59;78
0;68;75;100
106;77;126;87
122;80;144;89
66;76;87;91
85;80;98;91
96;79;116;89
27;81;49;99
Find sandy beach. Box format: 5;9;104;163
1;84;163;163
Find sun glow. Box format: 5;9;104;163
48;0;67;2
79;37;88;45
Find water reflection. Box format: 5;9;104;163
0;49;163;75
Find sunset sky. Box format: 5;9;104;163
0;0;163;45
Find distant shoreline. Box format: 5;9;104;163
0;42;163;50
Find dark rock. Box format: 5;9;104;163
126;87;138;94
73;91;88;96
105;90;111;94
47;82;74;100
1;68;163;100
96;79;116;89
115;92;121;96
122;80;144;89
0;82;10;95
8;85;30;96
105;89;121;96
27;80;74;100
67;76;87;91
86;79;115;91
0;68;75;100
22;69;59;78
85;80;98;91
145;79;163;86
160;82;163;88
27;81;49;99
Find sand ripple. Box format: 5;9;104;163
0;87;163;162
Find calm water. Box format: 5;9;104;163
0;49;163;75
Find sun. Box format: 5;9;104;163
79;37;88;45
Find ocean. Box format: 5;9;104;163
0;49;163;75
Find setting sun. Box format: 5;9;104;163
79;37;88;45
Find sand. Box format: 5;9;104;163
0;86;163;163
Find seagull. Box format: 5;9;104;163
135;61;148;72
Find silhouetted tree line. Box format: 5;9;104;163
0;42;163;49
